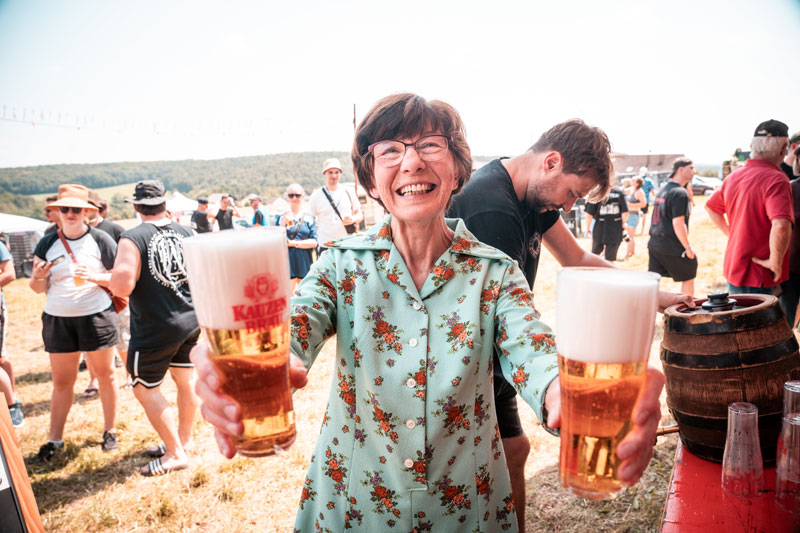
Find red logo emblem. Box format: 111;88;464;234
243;274;276;301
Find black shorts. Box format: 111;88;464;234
591;239;622;262
493;356;524;438
128;329;199;388
42;305;120;353
648;248;698;282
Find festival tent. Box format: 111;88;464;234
166;192;198;213
0;212;51;278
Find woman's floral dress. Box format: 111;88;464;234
290;216;558;532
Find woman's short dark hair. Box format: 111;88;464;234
530;119;612;201
352;93;472;209
135;203;166;216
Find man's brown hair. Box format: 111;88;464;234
352;93;472;209
530;119;612;201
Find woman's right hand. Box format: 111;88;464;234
31;259;53;280
189;342;309;458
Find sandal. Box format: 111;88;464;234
79;387;98;399
141;457;187;477
145;444;166;458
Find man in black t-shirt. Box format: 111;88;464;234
584;186;628;261
212;194;239;231
449;120;618;531
191;197;212;233
648;158;697;296
110;180;200;477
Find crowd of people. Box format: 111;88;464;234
1;93;798;530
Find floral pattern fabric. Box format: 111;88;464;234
290;216;558;532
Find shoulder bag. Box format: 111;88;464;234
321;188;357;234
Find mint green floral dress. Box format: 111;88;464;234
290;216;558;532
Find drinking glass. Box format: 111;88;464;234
721;402;763;497
775;381;800;514
556;268;659;499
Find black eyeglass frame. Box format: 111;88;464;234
366;135;452;163
287;193;303;199
58;206;84;214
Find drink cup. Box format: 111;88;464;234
556;268;659;499
776;382;800;514
70;263;85;286
721;402;764;497
183;227;295;457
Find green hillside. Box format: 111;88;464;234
0;152;498;221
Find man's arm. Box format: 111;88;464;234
543;218;611;268
671;216;694;259
0;258;15;288
109;238;141;297
752;218;792;282
705;207;729;236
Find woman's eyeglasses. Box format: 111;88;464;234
58;206;83;214
287;193;303;199
367;135;450;167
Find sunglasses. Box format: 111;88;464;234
287;193;303;198
59;206;84;214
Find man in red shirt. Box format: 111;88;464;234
706;119;794;295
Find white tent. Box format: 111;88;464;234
166;191;198;213
0;212;50;278
0;212;50;233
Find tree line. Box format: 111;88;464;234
0;152;356;221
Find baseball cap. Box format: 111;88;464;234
322;158;342;173
753;119;789;138
197;196;209;205
246;193;262;202
669;157;693;178
790;131;800;145
125;180;166;205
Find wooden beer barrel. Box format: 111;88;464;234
661;293;800;463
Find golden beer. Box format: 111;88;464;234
203;324;295;456
183;227;294;457
558;355;647;498
556;268;659;499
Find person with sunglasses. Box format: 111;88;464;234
278;184;317;291
190;93;665;531
28;184;121;463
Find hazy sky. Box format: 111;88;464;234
1;0;799;169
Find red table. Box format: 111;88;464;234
661;441;799;532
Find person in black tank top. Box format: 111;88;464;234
110;180;200;477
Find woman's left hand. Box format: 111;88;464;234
542;367;666;486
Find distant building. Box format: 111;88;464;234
611;153;685;187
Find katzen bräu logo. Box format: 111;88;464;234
232;274;287;332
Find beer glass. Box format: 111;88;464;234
183;227;295;457
556;268;659;499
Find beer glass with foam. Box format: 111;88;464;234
556;268;659;499
183;227;295;456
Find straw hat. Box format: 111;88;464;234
45;184;98;211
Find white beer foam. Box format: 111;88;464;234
183;227;291;330
556;268;659;363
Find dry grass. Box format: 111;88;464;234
6;196;728;532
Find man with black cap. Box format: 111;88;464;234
706;120;794;298
247;193;269;226
647;157;698;296
110;180;200;476
191;197;212;234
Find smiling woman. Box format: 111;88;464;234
191;94;600;532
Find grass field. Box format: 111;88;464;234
5;196;734;531
27;182;138;202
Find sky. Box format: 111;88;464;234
1;0;799;169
